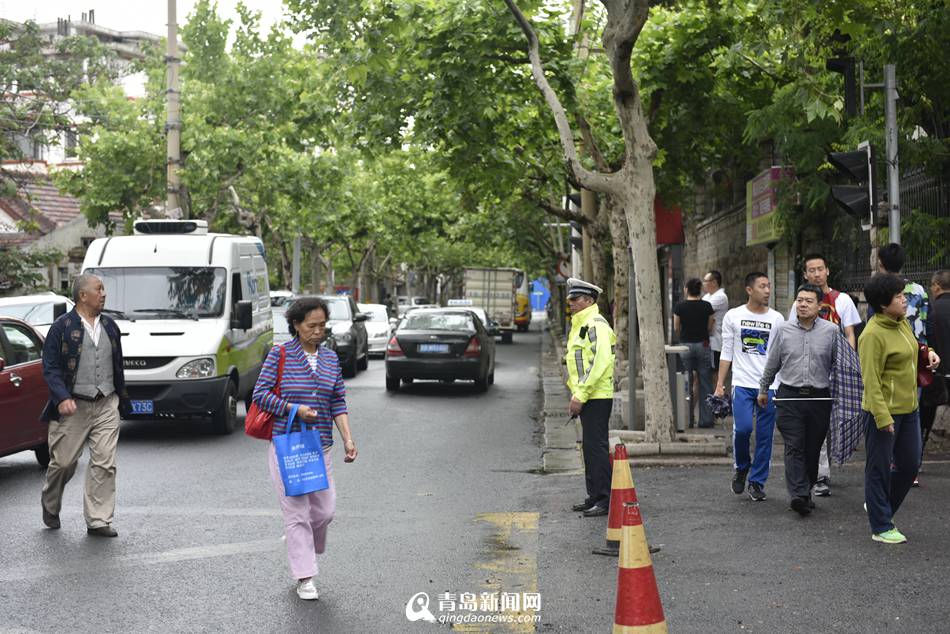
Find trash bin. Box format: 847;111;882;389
664;345;690;432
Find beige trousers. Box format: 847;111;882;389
41;393;120;528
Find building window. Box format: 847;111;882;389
65;130;78;158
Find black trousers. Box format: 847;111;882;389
581;399;612;506
774;386;832;499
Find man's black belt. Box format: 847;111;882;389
778;384;830;397
72;392;109;402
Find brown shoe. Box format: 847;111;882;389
87;525;118;537
42;507;60;529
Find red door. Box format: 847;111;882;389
0;320;48;454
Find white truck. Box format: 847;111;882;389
81;218;272;434
462;267;518;344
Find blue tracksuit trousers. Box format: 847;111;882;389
732;386;776;485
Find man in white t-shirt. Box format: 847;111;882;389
715;272;785;501
788;254;862;496
702;270;729;368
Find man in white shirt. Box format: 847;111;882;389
715;272;785;501
789;254;862;496
702;270;729;369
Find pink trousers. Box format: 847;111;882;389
268;442;336;580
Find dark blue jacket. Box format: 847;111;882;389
41;308;130;422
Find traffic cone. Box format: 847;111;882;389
613;502;668;634
593;443;638;556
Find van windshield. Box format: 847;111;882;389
87;267;227;319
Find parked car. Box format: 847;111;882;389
358;302;393;358
0;317;50;466
0;293;72;337
396;295;432;317
318;295;369;378
270;289;294;307
385;308;495;392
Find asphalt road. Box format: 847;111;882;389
0;331;546;633
3;327;950;633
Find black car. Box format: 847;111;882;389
385;308;495;392
318;295;369;378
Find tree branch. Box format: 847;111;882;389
575;112;610;172
504;0;619;195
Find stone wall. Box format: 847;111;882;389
683;202;796;315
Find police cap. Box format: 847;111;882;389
566;277;602;300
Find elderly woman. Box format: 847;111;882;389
252;296;358;599
861;273;939;545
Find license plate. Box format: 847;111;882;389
131;400;154;415
418;343;449;353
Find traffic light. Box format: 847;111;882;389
568;220;583;251
827;142;875;228
826;56;858;117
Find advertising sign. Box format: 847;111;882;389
746;167;792;246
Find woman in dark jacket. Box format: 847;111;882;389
252;296;358;600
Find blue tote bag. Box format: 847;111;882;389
273;405;329;496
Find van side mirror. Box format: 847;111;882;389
233;300;253;330
53;302;67;319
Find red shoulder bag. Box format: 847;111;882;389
245;346;286;440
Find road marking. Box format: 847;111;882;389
0;537;283;583
453;512;539;633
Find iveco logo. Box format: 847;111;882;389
124;359;149;368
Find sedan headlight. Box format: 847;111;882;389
176;358;215;379
336;332;353;343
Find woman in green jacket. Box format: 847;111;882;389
861;273;940;545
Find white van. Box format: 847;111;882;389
81;219;273;434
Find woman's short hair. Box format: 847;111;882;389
864;273;905;314
285;296;329;337
685;278;702;297
796;283;822;303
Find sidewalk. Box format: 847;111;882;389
538;319;950;468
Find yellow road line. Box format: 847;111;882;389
454;512;540;633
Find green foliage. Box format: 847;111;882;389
902;209;950;266
0;20;116;180
0;247;63;295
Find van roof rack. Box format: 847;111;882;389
133;219;209;235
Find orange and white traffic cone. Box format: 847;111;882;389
613;502;668;633
593;443;638;556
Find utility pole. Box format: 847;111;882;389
883;64;900;244
165;0;183;218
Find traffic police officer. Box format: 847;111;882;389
565;277;616;517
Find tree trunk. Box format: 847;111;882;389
278;238;292;290
606;194;629;369
505;0;674;443
310;240;322;294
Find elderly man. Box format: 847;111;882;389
565;277;616;518
40;273;129;537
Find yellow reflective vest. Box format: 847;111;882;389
565;303;616;402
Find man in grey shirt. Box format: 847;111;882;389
757;284;839;516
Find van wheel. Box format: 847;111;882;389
34;442;50;467
212;380;238;435
501;332;513;344
386;375;400;392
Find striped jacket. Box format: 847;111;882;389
251;338;347;448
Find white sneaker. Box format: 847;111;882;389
296;579;319;600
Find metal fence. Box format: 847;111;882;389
838;168;950;291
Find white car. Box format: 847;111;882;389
358;302;393;357
0;293;73;337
